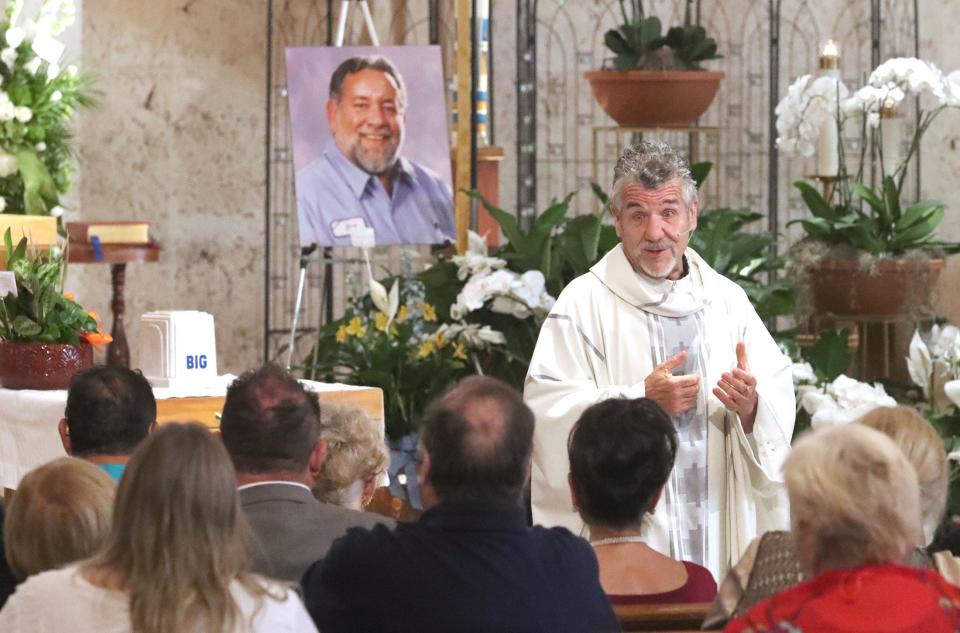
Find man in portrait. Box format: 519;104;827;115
295;55;455;246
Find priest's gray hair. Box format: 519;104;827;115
611;141;699;213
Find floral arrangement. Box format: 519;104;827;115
777;57;960;257
0;0;91;219
794;368;897;428
0;228;110;345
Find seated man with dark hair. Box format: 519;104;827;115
220;364;391;583
301;376;619;633
58;366;157;481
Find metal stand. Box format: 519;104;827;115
284;1;381;370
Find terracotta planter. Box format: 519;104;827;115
0;342;93;390
584;70;725;127
808;257;946;316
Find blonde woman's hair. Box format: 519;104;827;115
858;406;948;544
4;457;114;579
89;423;279;633
314;404;388;507
785;424;922;573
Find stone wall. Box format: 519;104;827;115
73;0;266;373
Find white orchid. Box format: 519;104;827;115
0;47;16;68
4;26;24;48
801;374;896;428
49;204;64;218
946;380;960;410
13;105;30;122
30;32;63;64
775;74;848;156
451;267;556;320
843;58;950;126
0;91;15;121
906;325;960;411
791;361;817;384
0;150;17;177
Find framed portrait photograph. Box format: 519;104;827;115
286;45;454;247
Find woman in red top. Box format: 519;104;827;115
567;398;717;604
725;423;960;632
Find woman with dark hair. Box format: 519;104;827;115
568;397;717;604
0;423;317;632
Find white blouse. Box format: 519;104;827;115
0;565;318;632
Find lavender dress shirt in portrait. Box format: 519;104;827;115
295;145;455;246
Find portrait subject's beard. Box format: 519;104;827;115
348;125;403;175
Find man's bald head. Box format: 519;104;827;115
420;376;534;505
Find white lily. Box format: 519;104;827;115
946;379;960;409
368;278;399;323
906;330;933;400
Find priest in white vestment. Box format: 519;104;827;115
524;141;795;579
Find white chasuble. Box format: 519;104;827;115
524;244;795;579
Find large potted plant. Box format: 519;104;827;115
0;228;110;389
779;57;960;316
585;0;724;127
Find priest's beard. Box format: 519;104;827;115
626;240;679;280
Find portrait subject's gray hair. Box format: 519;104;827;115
611;140;698;212
328;55;408;110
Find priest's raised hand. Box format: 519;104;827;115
712;342;758;432
644;351;700;416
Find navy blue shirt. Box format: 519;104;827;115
301;501;619;633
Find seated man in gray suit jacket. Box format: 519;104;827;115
220;365;393;582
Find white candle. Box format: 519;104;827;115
817;117;840;177
816;40;841;177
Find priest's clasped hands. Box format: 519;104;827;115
644;341;758;432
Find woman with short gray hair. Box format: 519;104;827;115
725;424;960;632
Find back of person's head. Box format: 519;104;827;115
64;366;156;457
314;404;388;507
568;397;677;530
220;364;321;476
785;424;922;574
4;457;114;579
419;376;534;505
96;422;269;633
858;406;948;544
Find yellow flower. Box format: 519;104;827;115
434;332;447;348
421;303;437;322
345;316;366;338
418;340;436;358
396;305;410;322
375;311;390;332
335;325;348;343
452;341;467;360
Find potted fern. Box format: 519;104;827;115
585;0;724;127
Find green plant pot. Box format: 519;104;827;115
0;341;93;390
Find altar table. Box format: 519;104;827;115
0;377;383;492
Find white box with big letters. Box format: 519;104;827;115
138;311;218;388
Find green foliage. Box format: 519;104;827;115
688;207;794;321
803;327;851;384
0;228;97;343
603;0;721;70
468;191;616;298
790;177;960;257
